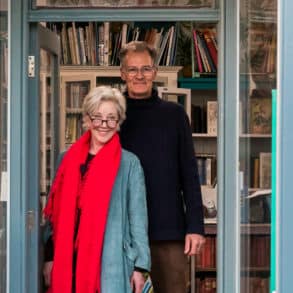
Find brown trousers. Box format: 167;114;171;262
150;241;189;293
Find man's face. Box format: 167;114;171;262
120;51;157;99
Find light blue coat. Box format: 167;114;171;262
44;149;150;293
101;149;151;293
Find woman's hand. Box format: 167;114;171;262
130;271;145;293
43;261;53;287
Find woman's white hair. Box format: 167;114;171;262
82;86;126;130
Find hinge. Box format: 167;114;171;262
28;55;35;77
26;210;36;232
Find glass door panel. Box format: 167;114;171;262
27;23;60;293
0;2;8;292
39;49;58;224
239;0;277;291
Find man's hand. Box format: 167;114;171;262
184;233;206;256
130;271;145;293
43;261;53;287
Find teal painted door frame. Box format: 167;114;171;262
217;0;240;292
278;0;293;292
9;0;28;292
9;1;61;291
10;0;293;292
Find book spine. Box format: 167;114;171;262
193;29;203;73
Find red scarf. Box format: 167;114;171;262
44;131;121;293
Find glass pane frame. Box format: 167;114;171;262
238;0;277;292
33;0;218;9
0;2;8;293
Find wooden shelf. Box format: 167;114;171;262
240;134;271;138
204;223;270;235
66;108;83;114
195;267;270;274
192;133;217;138
240;223;270;235
178;77;217;90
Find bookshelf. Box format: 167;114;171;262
44;5;273;290
59;65;182;150
177;74;218;292
50;20;219;293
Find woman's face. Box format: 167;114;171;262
87;100;120;148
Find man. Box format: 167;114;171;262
119;41;205;293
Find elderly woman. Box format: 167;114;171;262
43;86;150;293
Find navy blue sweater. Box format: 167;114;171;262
119;90;204;241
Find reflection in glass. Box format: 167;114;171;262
0;0;8;292
239;0;277;292
36;0;216;8
39;49;54;225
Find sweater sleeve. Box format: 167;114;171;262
177;107;205;236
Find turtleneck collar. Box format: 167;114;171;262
124;89;161;108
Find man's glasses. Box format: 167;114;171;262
87;113;119;129
123;66;155;78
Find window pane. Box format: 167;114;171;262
0;0;8;292
239;0;277;291
35;0;217;9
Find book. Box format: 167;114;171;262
156;28;170;65
103;22;110;66
72;22;81;65
191;105;206;133
197;157;206;185
205;156;217;187
249;97;272;134
207;101;218;135
78;27;87;65
192;29;203;74
259;152;271;189
251;157;260;188
67;27;77;65
166;25;174;66
89;22;96;65
201;185;217;224
202;28;218;70
61;22;71;65
198;29;216;73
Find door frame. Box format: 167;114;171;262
9;0;28;292
12;1;293;292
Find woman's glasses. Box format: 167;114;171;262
87;113;119;129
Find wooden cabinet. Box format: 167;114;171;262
59;65;182;150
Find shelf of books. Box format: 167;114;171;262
191;24;218;78
47;20;218;76
50;21;182;67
